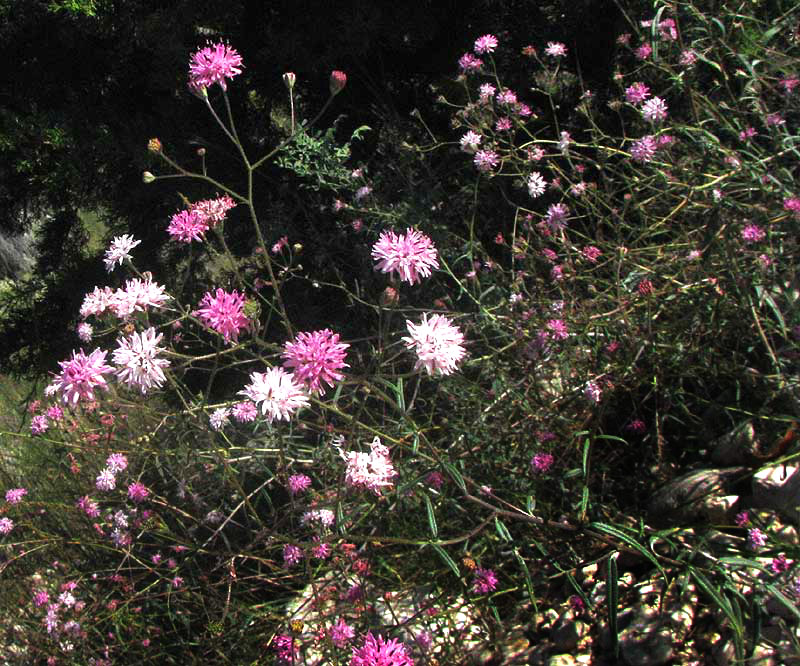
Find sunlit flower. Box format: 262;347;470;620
127;482;150;503
527;172;547;198
0;517;14;535
458;52;483;73
103;235;141;272
344;437;397;495
473;149;500;172
283;543;304;567
459;131;482;153
77;322;93;343
350;632;414;666
545;42;567;57
741;224;765;244
282;329;349;395
5;488;27;504
239;367;309;422
330;617;356;648
195;289;249;343
372;228;439;285
625;82;651;105
188;42;243;92
232;401;258;422
112;327;170;393
472;568;498;594
642;97;668;122
167;209;209;243
474;34;498;54
403;313;466;376
55;348;114;405
190;195;237;226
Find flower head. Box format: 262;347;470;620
350;632;414;666
545;203;570;231
544;42;568;57
747;527;767;550
459;130;482;153
190;195;237;226
0;517;14;535
642;97;668;122
232;401;258;423
103;235;141;272
30;414;49;435
403;313;466;376
474;34;498;54
107;453;128;473
288;474;312;495
531;452;554;472
127;482;150;503
371;228;439;285
631;135;658;163
472;568;498;594
112;327;170;393
458;52;483;73
209;408;230;431
330;618;356;648
625;82;651;105
167;209;209;243
189;42;243;92
96;468;116;492
55;348;114;405
330;70;347;95
282;329;349;395
473;149;500;172
527;172;547;198
344;437;397;495
239;368;309;423
77;322;93;343
741;224;765;244
195;289;249;343
283;544;304;567
5;488;27;504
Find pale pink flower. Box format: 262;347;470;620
55;348;114;405
112;327;170;393
344;437;397;495
77;322;93;342
0;517;14;535
545;203;570;231
282;329;349;395
459;130;482;153
679;49;697;66
546;319;568;340
631;135;658;163
96;468;116;492
642;96;668;122
110;277;169;318
209;407;230;431
371;228;439;285
239;367;310;422
747;527;767;550
583;246;602;262
474;34;498;54
195;289;249;343
283;543;304;567
167;209;209;243
5;488;27;504
330;617;356;648
478;83;495;102
544;42;567;57
288;474;311;495
271;235;289;253
495;88;517;105
190;194;237;226
301;509;335;527
77;496;100;518
350;632;414;666
106;453;128;473
458;52;483;73
403;313;466;376
188;42;243;92
473;149;500;172
80;286;115;318
103;235;141;272
232;401;258;422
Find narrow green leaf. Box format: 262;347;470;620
429;543;459;577
442;462;466;491
764;583;800;623
607;553;620;658
424;495;438;538
513;548;537;614
581;438;590;476
396;377;405;411
590;522;667;582
690;566;744;659
494;517;512;542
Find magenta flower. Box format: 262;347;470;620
582;245;602;262
403;313;466;376
474;34;498;54
472;568;498;594
495;89;518;105
127;482;150;503
190;195;237;226
350;632;414;666
195;289;249;343
330;70;347;95
239;367;310;422
584;380;602;403
741;224;765;244
112;327;170;393
30;414;49;435
188;42;243;92
5;488;27;504
625;82;651;105
232;401;258;423
473;149;499;172
107;453;128;473
458;52;483;73
635;43;652;60
273;634;298;663
167;209;209;243
103;234;141;272
283;543;304;567
77;496;100;518
330;617;356;648
642;97;668;122
545;203;570;231
55;348;114;405
747;527;767;550
531;452;554;473
783;197;800;219
371;228;439;285
288;473;312;495
282;329;350;395
344;437;397;495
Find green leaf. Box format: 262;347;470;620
689;567;744;659
764;583;800;623
590;522;667;582
442;462;466;491
429;543;459;577
607;553;620;658
494;517;512;542
424;494;438;538
513;548;537;614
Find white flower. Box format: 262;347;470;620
527;172;547;198
239;367;309;423
112;327;170;393
402;313;467;376
103;235;141;272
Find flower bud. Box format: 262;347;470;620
380;286;399;307
282;72;296;90
197;147;206;157
147;138;162;153
329;70;347;95
142;171;156;184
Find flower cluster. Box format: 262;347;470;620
80;278;169;320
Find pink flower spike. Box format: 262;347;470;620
282;329;349;395
371;228;439;285
195;289;249;343
188;41;243;92
403;313;466;376
55;348;114;405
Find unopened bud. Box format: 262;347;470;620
329;70;347;96
197;147;206;157
148;138;162;153
142;171;156;184
283;72;296;90
292;243;303;253
380;286;399;307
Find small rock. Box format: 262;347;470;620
551;610;587;652
649;468;749;524
753;465;800;524
711;421;759;465
620;627;673;666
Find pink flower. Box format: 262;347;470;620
495;89;517;105
584;380;602;403
474;34;498;54
167;209;209;243
195;289;249;343
680;49;697;66
582;245;602;262
783;197;800;219
77;322;93;342
46;405;63;421
190;195;237;226
635;43;652;60
473;149;500;172
239;367;310;422
272;634;298;663
344;437;397;495
626;419;646;433
0;517;14;535
103;235;141;272
545;203;570;231
5;488;27;504
747;527;767;550
458;52;483;73
96;468;116;492
232;401;258;422
403;313;466;376
478;83;495;102
282;329;350;395
371;228;439;285
630;136;658;163
459;130;482;153
107;453;128;473
188;42;243;92
112;327;170;393
642;96;668;122
472;568;498;594
283;543;304;567
544;42;567;57
330;617;356;648
77;496;100;518
209;407;230;431
330;70;347;95
531;452;554;472
625;82;650;105
779;77;799;93
528;172;547;198
741;224;765;244
311;538;331;559
55;348;114;405
301;509;335;527
30;414;49;434
288;474;311;495
350;632;414;666
546;319;568;340
127;482;150;503
495;117;512;132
